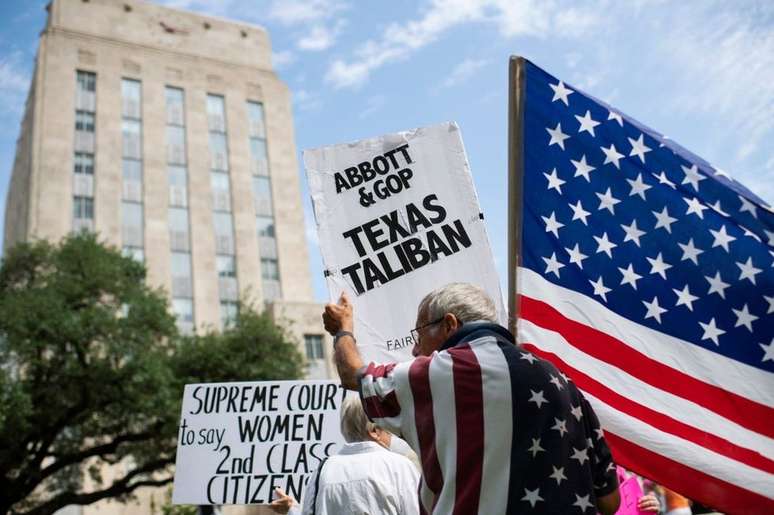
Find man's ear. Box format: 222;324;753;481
443;313;460;333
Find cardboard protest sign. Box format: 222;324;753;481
304;122;505;364
172;380;346;505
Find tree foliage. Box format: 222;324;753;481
0;234;305;515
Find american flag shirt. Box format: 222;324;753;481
359;322;618;514
516;58;774;514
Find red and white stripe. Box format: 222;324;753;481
517;266;774;514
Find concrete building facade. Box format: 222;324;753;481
4;0;334;513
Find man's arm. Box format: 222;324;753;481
596;489;620;515
323;292;363;390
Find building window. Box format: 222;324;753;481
166;126;187;165
77;71;96;92
122;160;143;202
74;153;94;175
304;334;324;360
122;247;144;262
166;87;185;126
73;196;94;220
122;120;142;159
220;300;238;328
261;258;280;280
166;86;194;331
211;172;231;212
252;176;273;216
213;212;235;255
121;201;143;248
171;252;193;299
168;165;188;207
217;255;236;277
121;79;141;119
73;72;96;233
75;111;95;132
206;94;226;133
168;207;190;251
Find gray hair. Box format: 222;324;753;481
340;395;377;443
417;282;497;324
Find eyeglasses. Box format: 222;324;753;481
410;316;445;345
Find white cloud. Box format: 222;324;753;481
651;2;774;190
324;0;600;89
271;50;295;69
268;0;347;26
298;23;343;51
442;58;489;88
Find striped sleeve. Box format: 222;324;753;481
358;362;404;433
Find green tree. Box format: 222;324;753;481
0;234;304;515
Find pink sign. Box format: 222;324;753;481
615;467;648;515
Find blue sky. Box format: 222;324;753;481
0;0;772;301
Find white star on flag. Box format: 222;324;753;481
672;285;699;311
627;134;651;163
549;466;567;485
573;494;594;511
527;438;545;457
710;225;736;252
626;173;652;200
542;252;564;278
678;238;703;265
732;304;758;332
765;295;774;314
646;252;672;279
607;109;623;126
551;417;568;436
618;264;643;289
572;155;596;182
681;164;705;191
684;196;708;219
571;447;589;465
593;232;617;258
549;81;573;105
546;123;570;149
736;257;761;285
620;220;646;247
738;195;758;218
522;487;544;507
704;272;730;299
565;244;588;268
601;143;624;169
699;317;725;345
528;389;548;408
655;170;676;189
652;206;677;233
569;200;591;225
760;339;774;362
596;188;621;214
575;110;600;136
542;211;564;238
544;168;565;193
570;404;583;421
643;296;667;324
589;276;611;302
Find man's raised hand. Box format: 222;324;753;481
323;291;354;336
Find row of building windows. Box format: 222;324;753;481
166;87;195;334
247;101;282;299
121;79;144;263
73;72;96;233
71;70;285;331
207;94;240;328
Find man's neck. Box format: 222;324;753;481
439;321;514;351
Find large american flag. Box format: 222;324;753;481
514;58;773;513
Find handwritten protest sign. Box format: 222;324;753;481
304;122;505;363
172;380;346;505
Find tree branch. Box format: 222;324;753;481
15;457;175;515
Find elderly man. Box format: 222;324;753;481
323;282;620;514
270;395;420;515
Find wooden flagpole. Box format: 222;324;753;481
507;56;526;339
